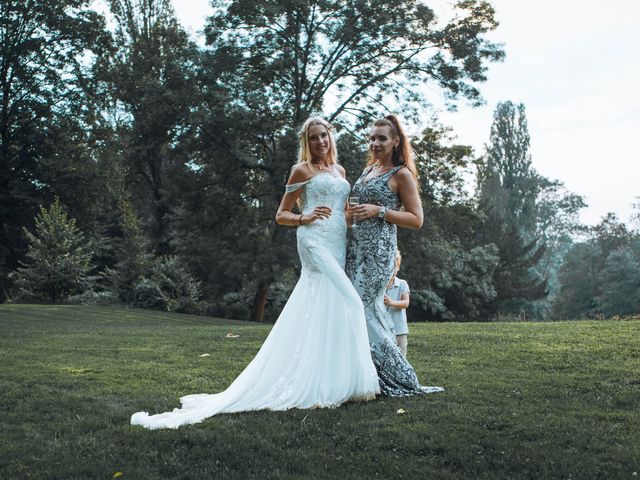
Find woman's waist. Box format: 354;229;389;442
300;211;346;225
299;217;346;229
302;205;346;215
297;215;346;234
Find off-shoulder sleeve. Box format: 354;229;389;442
285;180;309;193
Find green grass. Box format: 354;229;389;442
1;305;639;479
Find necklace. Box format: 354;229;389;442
312;162;332;171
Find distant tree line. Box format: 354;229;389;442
2;0;637;321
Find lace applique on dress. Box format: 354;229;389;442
130;168;379;429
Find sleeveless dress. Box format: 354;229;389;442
346;165;443;396
131;170;379;429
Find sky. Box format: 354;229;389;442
171;0;640;226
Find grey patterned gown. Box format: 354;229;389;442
346;165;443;396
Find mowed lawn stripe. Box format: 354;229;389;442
1;305;638;479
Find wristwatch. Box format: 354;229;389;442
377;206;387;219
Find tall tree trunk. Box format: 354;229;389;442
152;196;170;255
250;282;269;322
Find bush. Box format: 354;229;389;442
130;256;204;314
134;277;169;311
207;291;252;320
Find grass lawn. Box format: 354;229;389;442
1;304;639;479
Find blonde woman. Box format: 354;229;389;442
131;117;378;430
347;114;442;396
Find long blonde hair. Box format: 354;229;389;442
367;114;418;183
297;116;337;170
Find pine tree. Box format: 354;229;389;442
480;101;539;235
104;200;153;304
10;199;93;303
476;102;548;315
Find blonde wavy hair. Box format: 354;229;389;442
296;116;337;170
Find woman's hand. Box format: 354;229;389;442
350;203;383;221
302;206;332;224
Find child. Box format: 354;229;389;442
384;250;410;356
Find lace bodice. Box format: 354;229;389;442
287;170;350;269
287;170;350;213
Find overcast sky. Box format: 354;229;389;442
171;0;640;226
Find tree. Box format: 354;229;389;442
132;255;203;314
103;200;153;304
396;124;499;321
208;0;503;124
0;0;108;300
553;242;600;319
534;179;587;310
413;123;475;206
476;101;551;315
631;197;640;232
95;0;200;254
401;230;499;321
204;0;504;320
591;213;632;263
553;214;637;319
10;198;93;303
479;101;539;235
597;245;640;317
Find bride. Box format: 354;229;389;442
131;117;379;429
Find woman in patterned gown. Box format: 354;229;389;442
347;114;443;396
130;117;379;429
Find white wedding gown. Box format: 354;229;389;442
131;170;380;429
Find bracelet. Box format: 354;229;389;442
298;214;303;225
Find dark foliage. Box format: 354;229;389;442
554;214;640;319
6;1;623;321
0;0;109;300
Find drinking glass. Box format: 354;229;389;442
349;196;360;227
